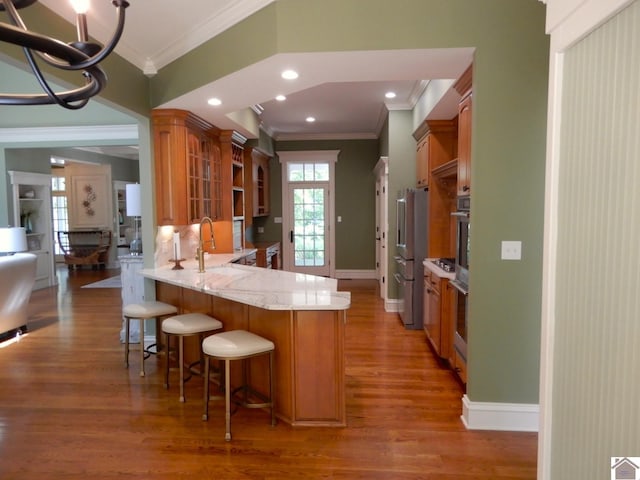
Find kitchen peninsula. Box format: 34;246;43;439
140;255;350;426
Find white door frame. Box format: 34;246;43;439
278;150;339;276
374;156;389;302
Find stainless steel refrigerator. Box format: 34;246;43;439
393;188;428;330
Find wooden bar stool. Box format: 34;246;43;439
162;313;223;402
122;301;178;377
202;330;275;441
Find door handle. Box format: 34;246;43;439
289;230;293;243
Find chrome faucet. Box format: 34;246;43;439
196;216;216;273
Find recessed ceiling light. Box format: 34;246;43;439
281;69;299;80
207;97;222;106
306;116;316;123
385;91;397;99
275;94;286;101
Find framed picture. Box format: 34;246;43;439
69;174;111;229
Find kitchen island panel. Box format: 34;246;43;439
293;310;346;426
248;306;294;424
155;282;346;426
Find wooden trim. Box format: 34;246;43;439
453;65;473;97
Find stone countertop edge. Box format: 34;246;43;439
140;253;351;311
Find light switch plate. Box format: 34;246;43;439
501;241;522;260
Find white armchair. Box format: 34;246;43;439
0;253;37;339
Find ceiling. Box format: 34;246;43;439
32;1;473;142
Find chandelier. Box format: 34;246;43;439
0;0;129;109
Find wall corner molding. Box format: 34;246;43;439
461;394;539;432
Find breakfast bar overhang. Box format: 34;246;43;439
140;257;351;427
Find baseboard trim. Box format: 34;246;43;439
385;298;401;312
461;394;539;432
334;269;377;279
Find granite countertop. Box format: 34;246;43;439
423;258;456;280
140;253;351;311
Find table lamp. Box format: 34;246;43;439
125;183;142;255
0;227;28;255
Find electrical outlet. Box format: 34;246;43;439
501;241;522;260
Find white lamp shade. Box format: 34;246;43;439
125;183;141;217
0;227;28;253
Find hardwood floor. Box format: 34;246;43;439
0;268;537;479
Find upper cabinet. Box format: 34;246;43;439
251;148;271;217
152;109;221;226
454;65;473;196
152;109;247;253
414;120;457;189
216;130;247;252
416;133;430;188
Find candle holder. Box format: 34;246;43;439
169;258;185;270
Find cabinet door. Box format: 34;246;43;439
153;110;221;226
253;156;270;216
428;281;441;355
416;135;429;187
440;280;455;362
424;273;442;356
457;92;472;196
154;119;189;225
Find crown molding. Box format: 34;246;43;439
145;0;275;71
0;125;139;144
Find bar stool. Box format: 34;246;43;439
122;300;178;377
162;313;223;402
202;330;275;441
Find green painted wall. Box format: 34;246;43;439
386;111;418;300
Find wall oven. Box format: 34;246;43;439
450;195;470;359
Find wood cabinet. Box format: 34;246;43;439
416;134;430;188
414;121;457;189
454;65;473;196
155;282;347;427
152;109;222;226
453;346;467;384
251;148;271;217
215;131;247;252
457;93;472;196
255;242;280;269
152;110;248;253
8;171;56;291
423;267;454;361
413;120;457;258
